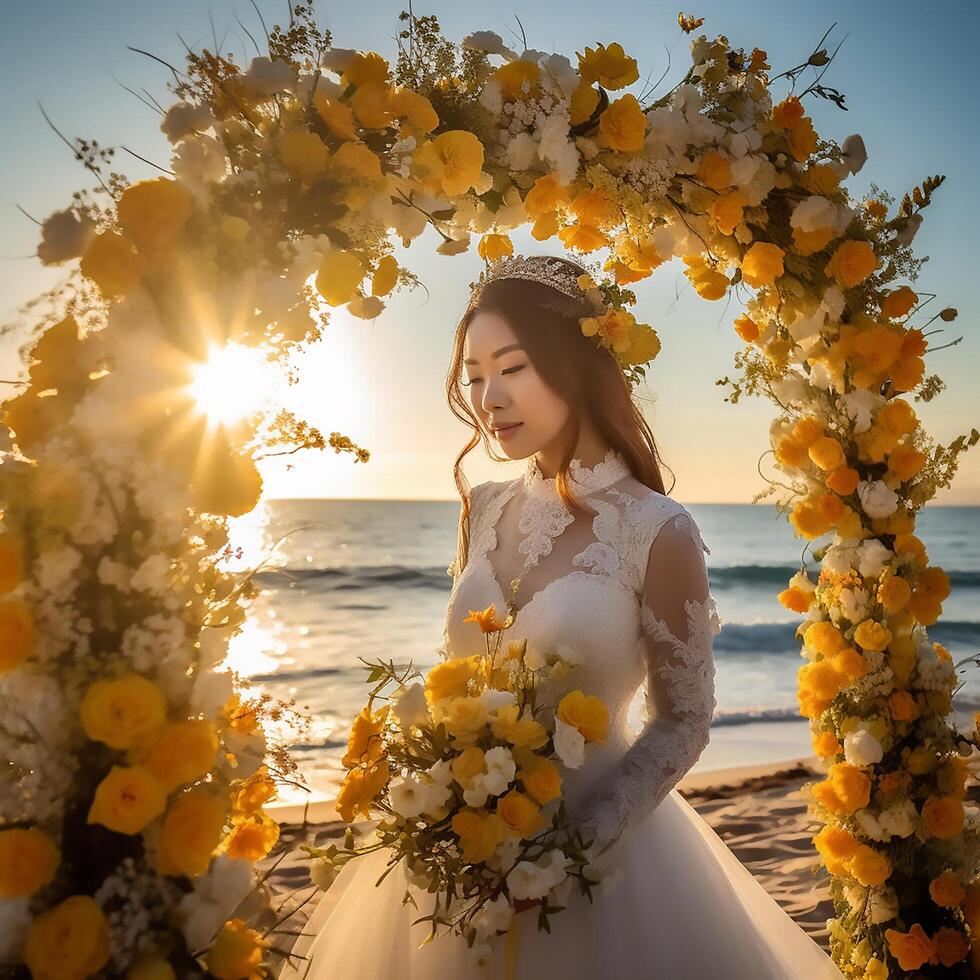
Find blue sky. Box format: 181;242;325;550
1;1;977;502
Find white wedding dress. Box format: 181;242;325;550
282;449;844;979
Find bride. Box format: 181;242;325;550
281;255;844;979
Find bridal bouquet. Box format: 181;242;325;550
306;602;610;960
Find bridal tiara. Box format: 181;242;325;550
465;253;663;389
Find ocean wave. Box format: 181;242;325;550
709;564;980;589
255;563;451;591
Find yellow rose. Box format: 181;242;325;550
79;231;142;298
411;130;485;197
342;703;389;769
330;141;385;197
139;719;218;793
441;696;489;746
569;188;620;230
79;673;167;749
316;249;366;306
853;619;892;653
478;233;514;262
826;467;860;496
425;655;483;706
878;576;912;612
599;93;646;152
921;795;965;840
0;598;34;673
887;446;925;483
88;765;167;835
496;790;544;839
798;660;845;701
825;239;879;289
451;808;506;864
811;730;842;759
24;895;109;980
879;400;917;437
371;255;399;297
517;755;562;805
741;242;785;288
277;128;329;183
232;768;277;817
156;789;227;877
335;761;390;823
225;813;280;861
808;436;846;472
117;177;192;247
849;844;891;886
930;871;966;908
452;746;487;787
491;703;549;749
577;42;639;90
804;620;848;657
827;762;872;813
493;60;541;101
0;827;58;897
812;824;858;876
524;173;570;216
206;918;266;980
556;690;609;743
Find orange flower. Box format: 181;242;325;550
930;871;966;908
733;314;760;343
921;795;965;839
881;285;918;319
885;924;937;971
825;240;878;288
740;242;785;288
697;149;732;191
462;603;506;634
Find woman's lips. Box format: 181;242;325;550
493;423;522;440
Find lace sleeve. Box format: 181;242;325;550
576;510;721;856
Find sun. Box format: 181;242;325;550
187;343;276;426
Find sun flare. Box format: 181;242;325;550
188;342;276;425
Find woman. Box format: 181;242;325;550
282;254;844;979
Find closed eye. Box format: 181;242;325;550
462;364;526;387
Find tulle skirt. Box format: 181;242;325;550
280;789;844;980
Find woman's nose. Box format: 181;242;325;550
481;375;508;414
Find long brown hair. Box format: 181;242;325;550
445;255;675;576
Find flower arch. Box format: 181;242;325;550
1;6;978;977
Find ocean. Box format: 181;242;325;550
223;501;980;804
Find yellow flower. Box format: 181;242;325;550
313;91;358;140
220;216;250;242
411;130;485;196
342;703;389;768
517;754;562;805
853;619;892;653
558;222;610;253
462;603;506;634
886;446;925;483
139;719;218;793
441;695;489;746
569;78;600;125
921;795;965;840
741;242;785;288
425;655;483;706
804;621;847;657
79;673;167;750
206;918;266;980
0;827;58;897
225;813;280;861
493;60;541;101
232;769;277;816
930;871;966;908
0;598;34;673
23;895;109;980
683;255;729;300
849;844;891;886
79;231;142;298
335;762;390;823
569;188;620;229
316;249;366;306
825;240;879;289
193;449;263;518
827;762;872;813
277;128;329;183
372;255;399;297
884;924;936;972
491;703;549;749
388;85;439;136
778;586;812;614
524;173;570;217
117;177;192;247
697;149;732;191
808;436;846;472
156;789;228;877
712;191;748;236
27;314;82;392
451;808;506;864
330;140;385;189
350;80;394;128
811;730;842;759
126;955;177;980
599;93;646;152
88;765;167;835
556;690;608;743
496;789;544;838
478;233;514;262
812;824;859;875
826;467;860;496
340;51;390;88
881;285;918;320
577;42;639;90
452;746;487;787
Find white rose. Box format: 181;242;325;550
553;718;585;769
463;775;490;808
840;388;885;434
506;860;552;901
471;893;514;941
161;101;214;143
858;539;894;579
390;774;432;819
482;689;516;713
393;683;429;728
856;480;899;520
844;728;883;768
868;886;899;924
243;56;296;95
483;746;516;796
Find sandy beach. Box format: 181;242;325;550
261;754;839;966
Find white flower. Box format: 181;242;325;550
481;689;516;713
878;800;917;839
131;554;172;595
243;57;296;95
838;587;869;624
471;942;494;967
172;135;227;186
858;539;893;579
178;856;255;951
462;31;518;60
868;885;899;924
462;776;490;808
840;388;885;434
427;757;454;787
320;47;358;73
856;480;899;520
488;835;522;872
483;746;516;796
34;546;83;599
839;134;867;176
771;372;809;407
37;208;95;265
393;682;429;728
553;718;585;769
161;101;214;143
310;858;340;891
895;213;923;245
844;727;883;767
389;773;442;819
190;669;234;719
506;859;552;901
471;893;514;941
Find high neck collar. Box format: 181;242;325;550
523;448;631;498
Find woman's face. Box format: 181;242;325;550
462;309;570;460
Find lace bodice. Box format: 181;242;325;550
442;449;722;856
